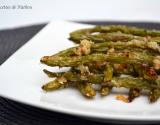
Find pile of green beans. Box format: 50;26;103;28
40;25;160;103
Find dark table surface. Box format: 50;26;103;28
1;21;160;125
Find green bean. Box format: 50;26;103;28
42;79;62;91
111;77;160;90
92;40;160;53
43;69;65;78
95;25;160;37
70;32;140;43
100;85;112;96
99;64;113;96
128;88;141;102
77;82;96;98
43;70;160;90
40;52;153;67
51;40;160;57
70;26;160;43
53;47;76;57
149;89;160;103
104;64;113;82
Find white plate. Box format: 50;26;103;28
0;21;160;123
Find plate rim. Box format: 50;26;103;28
1;91;160;121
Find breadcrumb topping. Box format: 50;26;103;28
74;39;93;56
116;95;129;103
153;56;160;70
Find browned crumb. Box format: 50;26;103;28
74;39;93;56
57;76;67;85
116;95;129;103
113;64;128;70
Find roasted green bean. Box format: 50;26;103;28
41;25;160;103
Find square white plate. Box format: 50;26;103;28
0;21;160;123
